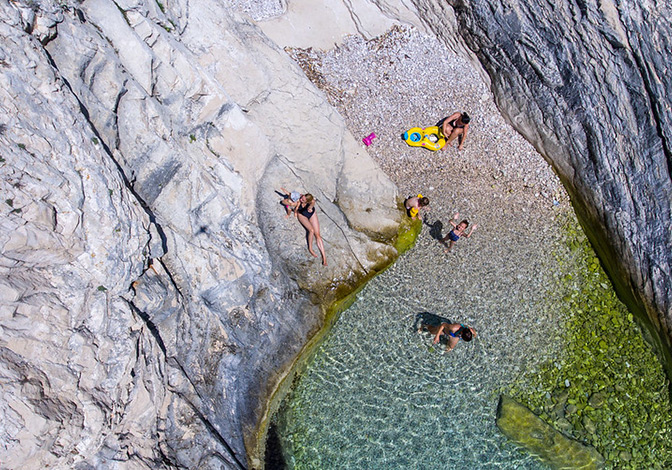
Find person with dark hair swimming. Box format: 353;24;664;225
418;321;477;352
436;111;471;150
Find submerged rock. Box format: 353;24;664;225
588;392;606;409
496;395;605;470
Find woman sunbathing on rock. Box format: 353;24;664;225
296;193;327;266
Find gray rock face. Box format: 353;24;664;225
0;0;399;468
415;0;672;366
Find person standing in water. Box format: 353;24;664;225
296;193;327;266
441;213;477;252
437;111;470;150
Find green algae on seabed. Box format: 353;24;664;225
496;395;604;470
505;218;672;470
394;213;422;255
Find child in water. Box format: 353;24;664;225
405;194;430;220
441;213;477;251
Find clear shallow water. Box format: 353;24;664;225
274;237;564;469
274;27;574;469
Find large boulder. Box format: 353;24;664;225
413;0;672;369
0;0;401;468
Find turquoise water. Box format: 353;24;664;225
274;27;574;469
274;231;565;469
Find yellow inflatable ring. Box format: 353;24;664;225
402;126;446;151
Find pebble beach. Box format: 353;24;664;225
286;26;573;364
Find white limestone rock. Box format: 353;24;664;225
1;0;404;468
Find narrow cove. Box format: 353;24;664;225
266;28;672;469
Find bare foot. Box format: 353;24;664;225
444;248;451;254
322;258;327;266
309;250;318;258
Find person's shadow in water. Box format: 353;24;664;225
423;215;447;245
414;311;452;332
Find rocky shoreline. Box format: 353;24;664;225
2;0;671;467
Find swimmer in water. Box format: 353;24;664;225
418;322;477;352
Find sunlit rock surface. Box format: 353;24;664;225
0;0;399;468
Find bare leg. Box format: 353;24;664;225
440;123;453;150
281;199;293;218
309;214;327;266
444;240;455;253
445;128;464;147
425;324;440;336
297;214;318;258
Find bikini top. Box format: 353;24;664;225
448;325;468;338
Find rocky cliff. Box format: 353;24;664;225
0;0;400;468
413;0;672;367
